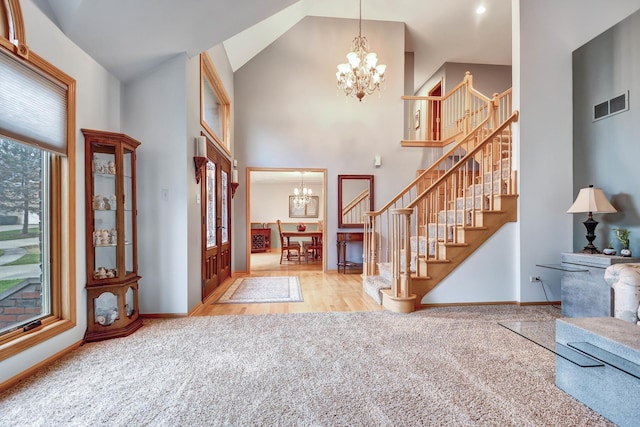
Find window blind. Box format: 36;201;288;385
0;48;67;155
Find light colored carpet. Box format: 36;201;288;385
0;306;614;426
216;276;303;304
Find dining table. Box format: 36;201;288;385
282;230;323;261
282;230;323;246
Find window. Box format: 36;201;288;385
0;138;49;335
0;15;76;360
200;52;231;155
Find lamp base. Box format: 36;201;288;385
578;244;601;254
580;214;601;254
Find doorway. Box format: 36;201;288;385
200;138;232;301
428;81;442;141
247;168;327;273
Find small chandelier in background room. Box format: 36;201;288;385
292;172;312;208
336;0;386;102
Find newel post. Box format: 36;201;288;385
463;71;472;135
491;92;500;128
382;208;416;313
363;213;377;278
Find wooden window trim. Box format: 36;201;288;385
200;52;231;156
0;3;76;362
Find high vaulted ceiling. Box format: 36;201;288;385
31;0;511;93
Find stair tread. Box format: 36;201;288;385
426;259;451;264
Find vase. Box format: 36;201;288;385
297;224;306;231
621;248;632;257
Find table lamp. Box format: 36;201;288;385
567;185;617;253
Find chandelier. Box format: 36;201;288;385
292;172;312;209
336;0;386;102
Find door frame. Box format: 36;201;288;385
246;167;327;273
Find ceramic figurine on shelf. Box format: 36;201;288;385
109;228;117;245
92;194;103;210
100;229;110;245
93;155;102;173
95;266;107;279
102;197;111;210
107;160;116;174
109;194;116;210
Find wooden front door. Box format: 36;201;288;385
201;140;231;301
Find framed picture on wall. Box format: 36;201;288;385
414;109;421;130
289;196;319;218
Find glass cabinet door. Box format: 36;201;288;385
123;147;134;275
92;144;118;280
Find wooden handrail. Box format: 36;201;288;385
402;71;492;146
342;189;369;215
369;114;493;216
363;85;518;308
407;111;519;210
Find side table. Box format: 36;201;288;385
336;231;364;273
539;253;640;317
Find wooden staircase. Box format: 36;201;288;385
362;76;518;313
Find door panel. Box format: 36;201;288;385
200;139;232;301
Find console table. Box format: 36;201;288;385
251;228;271;253
556;317;640;426
336;231;364;273
538;253;640;317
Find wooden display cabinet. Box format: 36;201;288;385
251;228;271;253
82;129;142;342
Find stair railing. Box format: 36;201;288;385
402;72;492;146
364;91;517;305
341;188;370;226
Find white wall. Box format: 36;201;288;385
122;42;235;314
416;62;511;97
250;182;324;223
572;9;640;254
122;54;189;315
423;225;517;304
234;16;407;272
515;0;640;303
1;0;122;384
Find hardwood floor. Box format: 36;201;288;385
192;252;382;316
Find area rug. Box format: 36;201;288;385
216;276;303;304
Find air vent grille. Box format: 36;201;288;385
593;91;629;121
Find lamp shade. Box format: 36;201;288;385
567;185;617;214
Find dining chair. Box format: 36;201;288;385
277;220;301;264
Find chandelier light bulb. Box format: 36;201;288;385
347;52;360;68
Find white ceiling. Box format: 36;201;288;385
31;0;511;93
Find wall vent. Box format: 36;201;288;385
593;91;629;121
